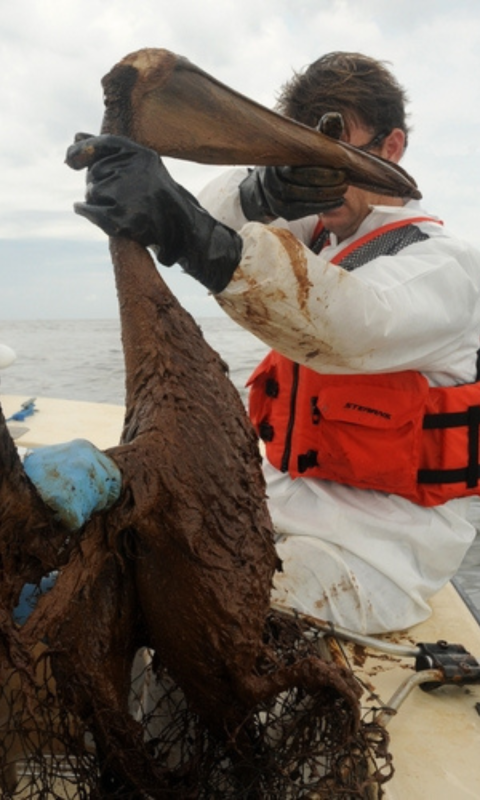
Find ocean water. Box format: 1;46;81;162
1;317;480;618
0;317;269;407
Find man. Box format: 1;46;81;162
30;51;480;634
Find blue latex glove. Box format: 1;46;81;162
24;439;122;531
13;571;58;626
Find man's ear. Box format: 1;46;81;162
381;128;406;163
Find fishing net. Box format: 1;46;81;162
0;610;393;799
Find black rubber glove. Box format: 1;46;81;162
239;112;348;222
65;134;243;294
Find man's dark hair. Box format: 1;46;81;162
276;52;410;149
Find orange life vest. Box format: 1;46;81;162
247;214;480;507
248;354;480;506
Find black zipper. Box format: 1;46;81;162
280;362;300;472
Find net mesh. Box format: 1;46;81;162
0;611;393;799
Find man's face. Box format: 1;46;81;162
320;122;404;242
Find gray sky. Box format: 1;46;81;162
1;0;480;322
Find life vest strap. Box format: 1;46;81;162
418;465;480;486
423;411;473;429
419;404;480;488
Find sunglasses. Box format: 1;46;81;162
356;130;391;152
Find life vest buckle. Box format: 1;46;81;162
297;450;319;474
259;421;274;442
265;378;279;398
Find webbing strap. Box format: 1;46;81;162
418;465;480;486
419;405;480;487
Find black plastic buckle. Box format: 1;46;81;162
258;421;274;442
415;640;480;692
297;450;319;474
265;378;279;398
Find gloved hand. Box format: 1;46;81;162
238;112;348;222
65;134;243;294
23;439;122;531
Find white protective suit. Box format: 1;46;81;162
198;168;480;634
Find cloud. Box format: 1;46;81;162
1;0;480;319
0;236;218;320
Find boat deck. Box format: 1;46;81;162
2;394;125;450
350;581;480;798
